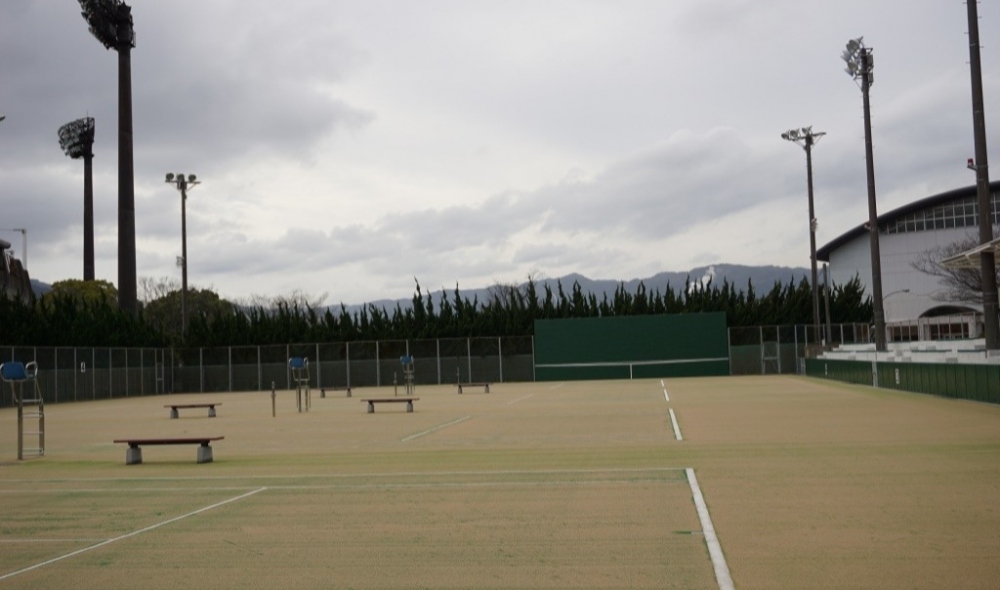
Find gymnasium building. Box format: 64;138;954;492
818;180;1000;342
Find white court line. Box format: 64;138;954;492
661;379;670;402
505;393;534;405
548;383;565;389
669;408;683;441
0;487;267;582
1;467;687;484
401;416;471;442
686;468;735;590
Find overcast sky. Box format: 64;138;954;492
1;1;996;306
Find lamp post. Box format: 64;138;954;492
782;126;825;345
165;173;199;338
964;0;999;351
58;117;97;281
78;0;137;314
842;36;887;352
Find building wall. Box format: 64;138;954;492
827;226;979;323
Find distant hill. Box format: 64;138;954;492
339;264;810;314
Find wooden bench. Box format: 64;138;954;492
164;402;221;419
362;397;419;413
457;383;490;394
113;436;224;465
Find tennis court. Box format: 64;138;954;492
2;376;998;589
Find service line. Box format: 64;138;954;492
401;415;471;442
0;487;267;582
669;408;683;441
661;379;670;402
505;393;534;406
686;468;735;590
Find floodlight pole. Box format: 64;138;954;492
860;49;887;352
966;0;999;350
844;38;887;352
58;117;96;280
782;127;824;345
79;0;137;314
165;173;199;339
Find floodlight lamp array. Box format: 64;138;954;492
79;0;135;51
165;173;199;189
781;126;825;148
841;37;873;86
57;117;96;159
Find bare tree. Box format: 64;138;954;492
138;275;180;303
910;231;1000;305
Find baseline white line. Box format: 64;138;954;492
0;487;267;582
505;393;534;405
669;408;683;441
686;468;735;590
0;466;689;485
401;416;471;442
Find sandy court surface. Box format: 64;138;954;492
1;375;998;589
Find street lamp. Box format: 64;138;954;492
165;173;199;338
78;0;137;314
842;36;887;352
58;117;97;281
782;126;825;345
964;0;999;351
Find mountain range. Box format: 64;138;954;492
346;264;811;313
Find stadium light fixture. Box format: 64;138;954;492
165;173;200;339
842;36;887;352
58;117;97;281
78;0;137;314
782;126;826;346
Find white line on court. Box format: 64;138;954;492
669;408;683;441
661;379;670;402
0;486;267;582
1;467;689;486
548;383;565;389
505;393;534;405
685;468;735;590
401;416;471;442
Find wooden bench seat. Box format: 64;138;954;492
113;436;224;465
457;382;490;394
164;402;221;419
362;397;419;413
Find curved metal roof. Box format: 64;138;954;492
816;180;1000;262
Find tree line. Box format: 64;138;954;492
0;275;873;347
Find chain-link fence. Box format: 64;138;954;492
2;326;875;407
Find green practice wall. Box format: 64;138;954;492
534;313;729;381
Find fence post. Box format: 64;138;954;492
257;346;262;391
316;343;321;389
467;338;473;383
498;336;503;383
436;339;441;384
228;346;233;392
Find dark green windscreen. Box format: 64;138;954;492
534;313;729;380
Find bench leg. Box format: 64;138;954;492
197;443;214;464
170;408;179;419
125;446;143;465
457;385;463;394
406;400;413;413
485;384;490;393
208;406;217;418
367;401;374;413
